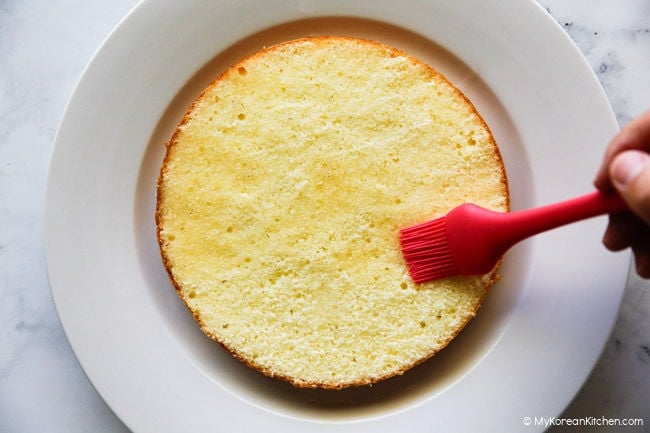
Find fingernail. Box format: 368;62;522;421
611;151;650;190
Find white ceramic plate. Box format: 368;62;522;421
45;0;629;431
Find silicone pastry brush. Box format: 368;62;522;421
399;191;628;283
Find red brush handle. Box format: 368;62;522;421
446;191;628;275
493;190;627;242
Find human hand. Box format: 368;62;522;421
594;110;650;278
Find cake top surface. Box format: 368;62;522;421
156;36;508;388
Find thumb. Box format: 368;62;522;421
610;149;650;224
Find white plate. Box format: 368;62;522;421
45;0;629;431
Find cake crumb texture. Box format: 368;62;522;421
156;36;508;388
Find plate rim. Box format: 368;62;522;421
45;0;628;432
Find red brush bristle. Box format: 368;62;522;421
399;216;459;283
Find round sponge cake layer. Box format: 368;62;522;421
156;36;509;389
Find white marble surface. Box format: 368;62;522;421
1;0;649;432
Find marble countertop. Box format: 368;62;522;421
1;1;648;431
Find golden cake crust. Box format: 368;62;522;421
156;36;509;389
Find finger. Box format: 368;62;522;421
602;212;646;251
603;212;650;278
630;226;650;278
594;110;650;190
632;242;650;278
609;150;650;225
